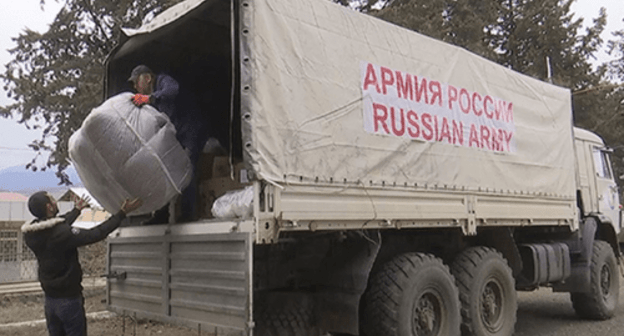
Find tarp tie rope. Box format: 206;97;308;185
114;107;183;195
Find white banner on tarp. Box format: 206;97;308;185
361;61;516;153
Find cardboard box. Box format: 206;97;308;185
196;153;216;181
199;160;250;218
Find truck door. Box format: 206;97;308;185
592;147;621;228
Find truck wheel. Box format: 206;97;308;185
361;253;461;336
451;247;516;336
570;240;619;320
254;292;321;336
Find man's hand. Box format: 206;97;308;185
120;198;143;215
71;194;91;211
131;94;151;107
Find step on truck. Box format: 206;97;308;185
103;0;623;335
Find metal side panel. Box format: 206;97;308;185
474;195;577;227
107;231;252;335
277;184;469;222
273;184;577;236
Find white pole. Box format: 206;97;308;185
546;56;553;83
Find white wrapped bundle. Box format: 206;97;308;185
68;92;192;215
211;186;254;219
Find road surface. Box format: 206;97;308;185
2;277;622;335
515;283;624;336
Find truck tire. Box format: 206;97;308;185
451;247;516;336
570;240;619;320
361;253;461;336
254;292;321;336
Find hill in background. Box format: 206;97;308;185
0;165;83;197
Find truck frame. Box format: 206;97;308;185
102;0;623;335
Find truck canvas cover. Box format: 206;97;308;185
241;0;576;198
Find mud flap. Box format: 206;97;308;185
553;218;596;293
314;232;381;335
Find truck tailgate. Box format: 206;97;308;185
107;225;252;335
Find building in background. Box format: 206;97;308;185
0;189;109;283
0;192;36;282
59;187;110;229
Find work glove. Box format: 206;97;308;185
132;94;151;107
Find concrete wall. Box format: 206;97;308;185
0;201;73;222
0;201;73;283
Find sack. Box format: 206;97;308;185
211;186;254;219
68;92;192;215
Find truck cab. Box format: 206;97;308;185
574;128;622;246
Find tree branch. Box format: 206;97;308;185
81;0;112;45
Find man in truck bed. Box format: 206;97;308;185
129;64;211;223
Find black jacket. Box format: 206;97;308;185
151;73;209;162
21;208;126;298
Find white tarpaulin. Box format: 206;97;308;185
69;93;193;215
242;0;576;198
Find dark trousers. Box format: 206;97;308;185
180;168;198;222
179;137;204;222
44;295;86;336
149;138;202;224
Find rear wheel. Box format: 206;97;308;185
254;292;321;336
451;247;516;336
361;253;461;336
571;240;619;320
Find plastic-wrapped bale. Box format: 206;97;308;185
68;92;192;215
211;186;254;219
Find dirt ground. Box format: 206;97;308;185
0;288;214;336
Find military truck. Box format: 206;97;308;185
102;0;622;335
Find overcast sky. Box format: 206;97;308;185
0;0;622;172
0;0;64;171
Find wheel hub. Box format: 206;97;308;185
480;280;503;333
600;264;612;298
413;291;442;336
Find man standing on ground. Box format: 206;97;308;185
22;191;142;336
